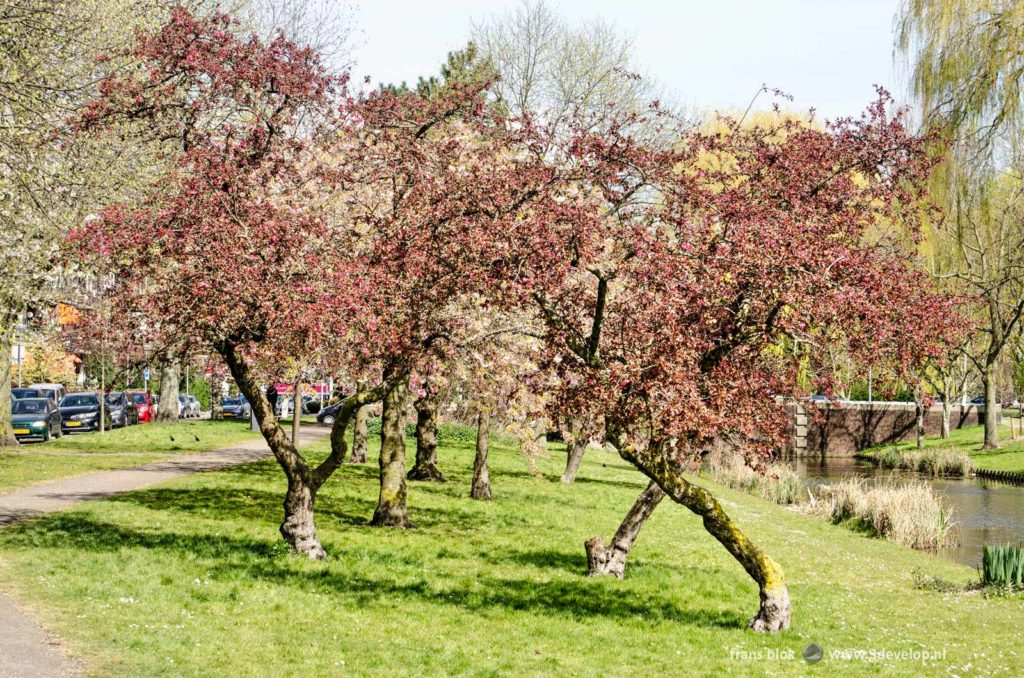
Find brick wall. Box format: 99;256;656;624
785;402;999;457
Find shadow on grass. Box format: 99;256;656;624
0;512;747;630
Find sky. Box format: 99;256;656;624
347;0;906;121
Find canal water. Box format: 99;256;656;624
791;456;1024;568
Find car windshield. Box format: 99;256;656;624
130;393;147;404
61;395;98;407
12;389;40;398
106;394;123;405
12;399;48;414
223;398;240;406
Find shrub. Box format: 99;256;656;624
982;544;1024;589
809;478;956;550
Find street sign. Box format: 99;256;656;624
143;368;150;381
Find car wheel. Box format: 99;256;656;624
42;427;50;443
322;415;335;425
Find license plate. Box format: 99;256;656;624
13;429;29;435
66;421;82;427
224;412;234;417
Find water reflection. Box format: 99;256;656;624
792;456;1024;568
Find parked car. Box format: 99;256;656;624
221;397;251;419
127;391;156;423
106;392;139;428
970;396;986;405
28;383;66;405
11;398;62;442
316;401;342;425
178;394;200;418
187;395;201;417
58;392;112;433
301;395;322;414
11;387;43;400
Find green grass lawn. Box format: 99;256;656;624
0;420;261;493
0;433;1020;676
863;421;1024;474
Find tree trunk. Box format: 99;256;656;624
0;317;18;447
470;410;492;500
291;379;301;446
155;353;180;423
348;404;368;463
562;439;587;483
915;390;925;449
983;364;999;450
408;389;445;481
371;378;411;527
217;341;326;560
940;382;951;439
619;442;791;633
280;475;326;560
585;481;665;577
210;377;224;420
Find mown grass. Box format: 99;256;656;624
0;420;261;493
863;421;1024;474
0;433;1021;676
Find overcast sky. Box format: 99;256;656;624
348;0;904;121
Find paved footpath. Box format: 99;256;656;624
0;426;329;677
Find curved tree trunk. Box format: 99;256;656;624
217;341;326;559
348;404;368;463
0;317;18;447
562;439;587;483
371;377;411;527
408;389;445;481
155;352;180;423
983;364;999;450
616;441;791;633
470;410;492;500
585;480;665;577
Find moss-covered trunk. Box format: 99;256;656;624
371;378;411;527
616;440;791;632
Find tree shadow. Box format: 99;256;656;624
0;513;748;630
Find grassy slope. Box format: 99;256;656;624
863;421;1024;474
0;435;1020;677
0;420;261;493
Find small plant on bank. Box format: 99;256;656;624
981;543;1024;589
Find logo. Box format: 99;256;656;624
803;643;824;664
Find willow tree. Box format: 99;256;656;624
899;0;1024;447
